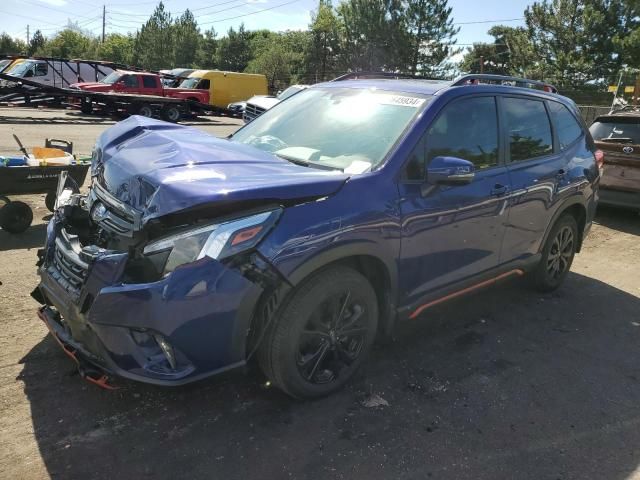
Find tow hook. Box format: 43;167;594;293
78;367;119;390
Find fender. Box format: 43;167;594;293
538;192;589;253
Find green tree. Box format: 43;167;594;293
337;0;407;71
0;33;27;54
174;9;200;67
215;24;253;71
525;0;625;85
405;0;460;76
196;28;218;69
133;1;174;70
28;30;46;56
42;29;92;58
308;0;341;81
460;26;535;77
97;34;135;65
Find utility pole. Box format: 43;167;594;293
27;25;30;45
480;55;484;74
102;5;106;43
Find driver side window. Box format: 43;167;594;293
405;96;499;181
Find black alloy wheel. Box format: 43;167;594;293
259;266;378;399
532;214;578;292
296;290;368;385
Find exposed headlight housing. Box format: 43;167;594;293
143;209;281;275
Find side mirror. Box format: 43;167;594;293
426;156;475;185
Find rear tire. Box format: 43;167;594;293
80;100;93;114
161;105;181;122
0;201;33;234
258;266;378;399
532;214;578;292
137;104;153;118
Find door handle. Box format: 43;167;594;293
490;184;509;196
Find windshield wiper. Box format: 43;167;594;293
275;153;342;172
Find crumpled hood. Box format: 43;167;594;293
93;116;349;223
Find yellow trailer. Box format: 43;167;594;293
180;70;268;110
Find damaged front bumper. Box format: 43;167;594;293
34;211;272;387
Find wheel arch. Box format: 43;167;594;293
540;197;588;253
245;246;398;359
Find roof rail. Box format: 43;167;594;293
331;71;438;82
452;74;558;94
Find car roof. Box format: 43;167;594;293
315;78;573;103
317;78;451;95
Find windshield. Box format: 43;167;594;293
100;71;123;84
6;61;33;77
590;118;640;144
179;77;200;89
278;86;305;100
232;87;429;173
0;59;11;72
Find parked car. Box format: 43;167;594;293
227;100;246;117
71;70;209;119
244;84;309;122
589;109;640;210
178;70;268;112
34;74;599;398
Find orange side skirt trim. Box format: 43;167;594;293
409;269;524;320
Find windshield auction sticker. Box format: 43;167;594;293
375;94;425;108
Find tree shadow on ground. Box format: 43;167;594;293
17;273;640;479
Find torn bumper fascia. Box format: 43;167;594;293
35;214;273;386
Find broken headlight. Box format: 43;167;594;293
143;209;281;275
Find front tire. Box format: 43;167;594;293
532;214;578;292
259;266;378;399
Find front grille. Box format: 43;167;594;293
243;103;266;122
48;230;89;295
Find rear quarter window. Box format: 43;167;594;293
548;101;583;149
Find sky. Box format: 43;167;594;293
1;0;533;55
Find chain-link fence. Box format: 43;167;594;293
577;105;611;125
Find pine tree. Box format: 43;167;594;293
133;1;174;70
173;9;200;67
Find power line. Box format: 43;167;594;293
109;0;246;17
453;17;524;25
198;0;305;25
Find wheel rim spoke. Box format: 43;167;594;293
296;290;369;386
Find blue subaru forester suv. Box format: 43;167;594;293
34;74;599;398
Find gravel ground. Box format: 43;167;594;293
1;108;640;480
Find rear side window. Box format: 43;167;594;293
590;118;640;144
142;76;157;88
420;96;499;172
121;75;138;88
503;97;553;161
548;101;583;149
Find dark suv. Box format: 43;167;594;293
34;74;599;398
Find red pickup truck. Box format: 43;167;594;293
71;70;209;115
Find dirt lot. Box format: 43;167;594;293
1;108;640;480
